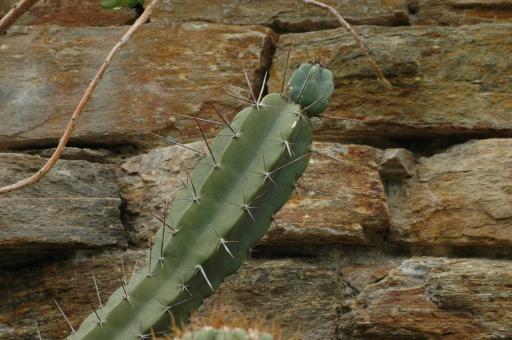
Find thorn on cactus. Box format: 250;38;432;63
87;297;105;327
241;62;259;110
91;271;103;309
174;113;225;127
121;255;127;286
175;174;204;205
214;230;238;259
280;43;293;96
146;239;155;278
116;276;131;302
276;132;294;157
211;104;240;138
257;71;269;105
194;264;214;292
178;280;192;297
150;132;205;156
54;299;75;334
195;120;220;169
250;153;277;185
35;320;42;340
133;321;151;340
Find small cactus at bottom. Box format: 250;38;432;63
174;326;273;340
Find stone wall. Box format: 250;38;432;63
1;1;512;339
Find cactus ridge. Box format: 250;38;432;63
69;63;333;339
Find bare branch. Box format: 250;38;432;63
303;0;391;89
0;0;39;35
0;0;160;195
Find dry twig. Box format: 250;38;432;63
303;0;391;89
0;0;39;35
0;0;160;195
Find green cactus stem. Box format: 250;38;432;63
69;63;333;339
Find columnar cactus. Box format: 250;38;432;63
68;63;334;339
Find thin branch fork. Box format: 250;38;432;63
0;0;39;35
303;0;391;89
0;0;161;195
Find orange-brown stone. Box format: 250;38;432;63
0;23;275;149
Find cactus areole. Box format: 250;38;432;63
69;63;334;339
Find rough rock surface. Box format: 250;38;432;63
388;139;512;247
340;263;396;292
118;141;388;246
266;142;389;245
379;148;416;179
270;24;512;142
0;250;144;339
0;153;126;261
153;0;410;32
0;0;136;27
339;257;512;339
197;258;341;340
0;23;274;149
412;0;512;25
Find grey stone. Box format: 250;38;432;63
0;153;126;260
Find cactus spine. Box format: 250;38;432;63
69;63;333;339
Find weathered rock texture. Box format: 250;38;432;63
412;0;512;25
0;153;125;261
388;139;512;247
0;250;144;339
266;142;389;245
339;257;512;339
197;259;341;340
270;24;512;142
118;141;389;246
153;0;410;32
0;0;136;27
0;23;274;149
